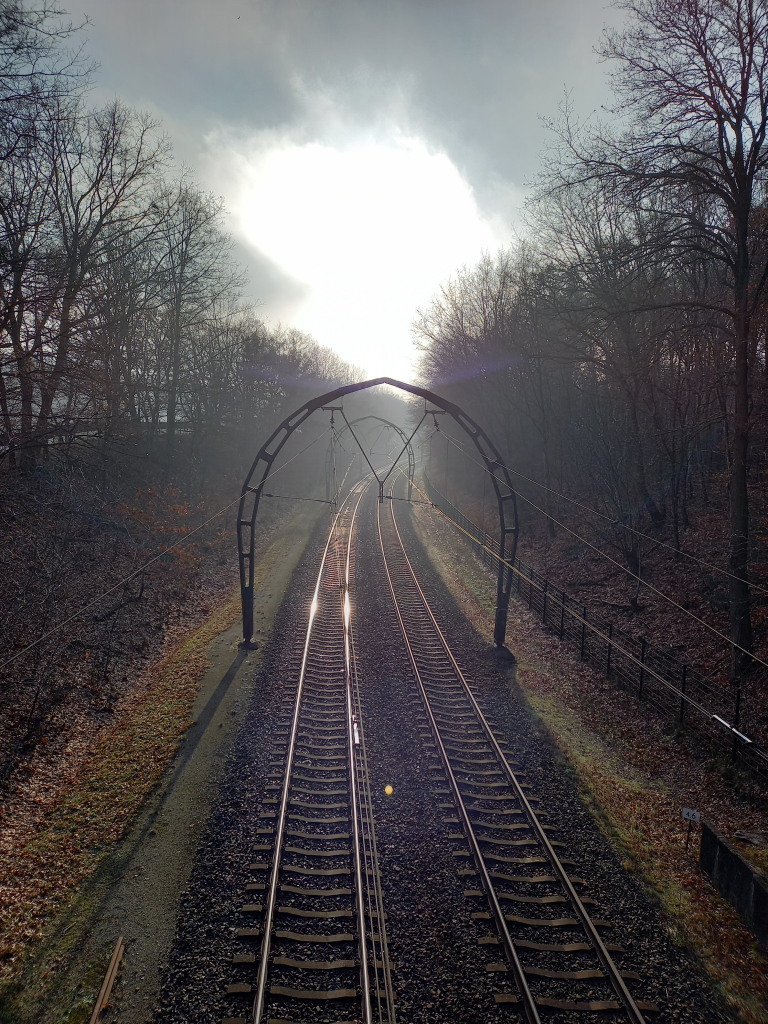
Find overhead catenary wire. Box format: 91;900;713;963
407;462;768;677
259;424;334;488
405;473;766;759
263;493;333;503
438;425;768;599
0;424;335;673
0;492;244;673
433;428;768;668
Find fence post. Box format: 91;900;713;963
527;573;533;609
606;623;613;677
580;606;587;661
732;681;742;763
679;664;687;724
559;592;565;639
638;637;646;704
542;580;548;627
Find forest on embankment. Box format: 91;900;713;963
414;1;768;762
0;2;365;791
4;0;768;795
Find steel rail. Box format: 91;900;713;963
381;475;649;1024
348;558;398;1024
347;471;398;1024
341;484;374;1024
348;463;398;1024
376;484;542;1024
250;478;372;1024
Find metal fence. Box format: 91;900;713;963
421;476;768;783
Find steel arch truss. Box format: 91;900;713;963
238;376;518;647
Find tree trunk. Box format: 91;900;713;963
625;382;664;525
729;278;753;678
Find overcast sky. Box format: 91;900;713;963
75;0;622;381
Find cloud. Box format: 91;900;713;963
201;117;517;380
82;0;621;191
78;0;624;377
230;239;310;321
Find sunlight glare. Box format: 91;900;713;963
206;129;511;380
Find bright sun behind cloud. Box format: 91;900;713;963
204;128;512;381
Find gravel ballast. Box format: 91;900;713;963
152;487;738;1024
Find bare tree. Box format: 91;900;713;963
38;102;165;438
152;179;241;468
547;0;768;672
0;0;88;159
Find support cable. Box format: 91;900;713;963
339;413;382;482
0;492;243;672
407;474;767;760
433;430;768;669
375;412;427;487
438;426;768;598
2;426;334;671
254;425;334;491
264;493;334;504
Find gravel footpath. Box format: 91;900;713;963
152;488;738;1024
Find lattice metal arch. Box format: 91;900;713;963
238;377;518;647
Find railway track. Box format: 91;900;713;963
152;468;734;1024
377;476;659;1022
223;478;396;1024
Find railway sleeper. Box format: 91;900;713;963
292;772;346;783
494;994;659;1012
265;1019;357;1024
287;813;349;823
279;885;352;896
464;890;572;905
282;845;349;856
485;964;642;981
477;936;625;953
293;750;347;761
474;821;553;834
297;727;346;737
272;956;355;969
454;851;565;865
276;906;353;918
491;874;589;889
505;913;612;928
269;985;357;999
289;799;348;809
278;865;352;876
458;779;513;788
285;830;350;840
289;787;348;796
